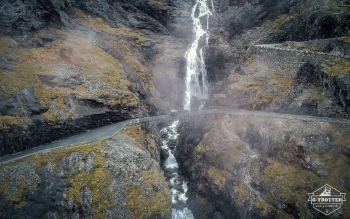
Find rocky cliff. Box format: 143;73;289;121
0;124;171;219
1;0;350;218
0;0;192;156
205;0;350;118
172;114;350;218
167;0;350;218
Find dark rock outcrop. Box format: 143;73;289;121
0;88;44;116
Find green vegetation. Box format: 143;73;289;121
127;162;171;219
74;10;149;45
342;36;350;44
148;0;167;7
0;28;139;122
233;184;250;206
0;162;40;206
262;153;350;217
65;167;116;218
121;125;156;157
0;172;35;204
206;167;231;189
254;198;275;216
0;116;21;130
0;140;113;217
323;58;350;76
228;70;292;109
25;140;107;170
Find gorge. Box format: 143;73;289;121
1;0;350;218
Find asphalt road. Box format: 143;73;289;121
1;109;349;165
0;120;131;165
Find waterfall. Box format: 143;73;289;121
161;121;195;219
184;0;214;111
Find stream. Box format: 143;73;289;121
161;121;194;219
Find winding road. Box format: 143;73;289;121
0;109;349;165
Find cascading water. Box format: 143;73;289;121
161;1;214;218
161;121;195;219
184;0;214;111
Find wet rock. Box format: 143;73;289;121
167;139;177;150
133;0;172;26
175;184;184;193
58;152;83;175
307;134;333;154
266;10;350;42
142;40;152;47
165;167;177;175
160;131;169;139
83;152;96;174
346;141;350;150
0;88;44;116
0;0;59;35
317;169;329;177
0;55;13;72
190;96;203;111
213;212;223;219
40;30;56;42
38;75;83;89
160;148;169;161
80;187;93;215
345;177;350;192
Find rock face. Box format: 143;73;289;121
1;0;350;218
174;114;350;219
0;125;171;219
205;0;350;118
0;0;193;156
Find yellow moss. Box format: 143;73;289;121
0;30;138;122
323;58;350;76
326;124;350;146
195;143;208;153
127;162;171;219
312;93;325;101
195;117;245;171
267;14;289;31
342;36;350;44
74;10;149;45
233;184;250;206
148;0;167;7
255;198;275;216
0;169;38;204
6;139;113;218
206;167;231;189
65;167;115;218
42;96;73;122
268;71;293;93
15;201;27;209
228;71;291;109
0;116;21;130
120;125;156;157
121;125;146;149
262;157;350;216
229;76;275;108
214;93;226;99
2;140;107;171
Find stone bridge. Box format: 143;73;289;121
127;109;350;130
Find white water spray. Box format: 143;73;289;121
184;0;214;110
161;121;195;219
